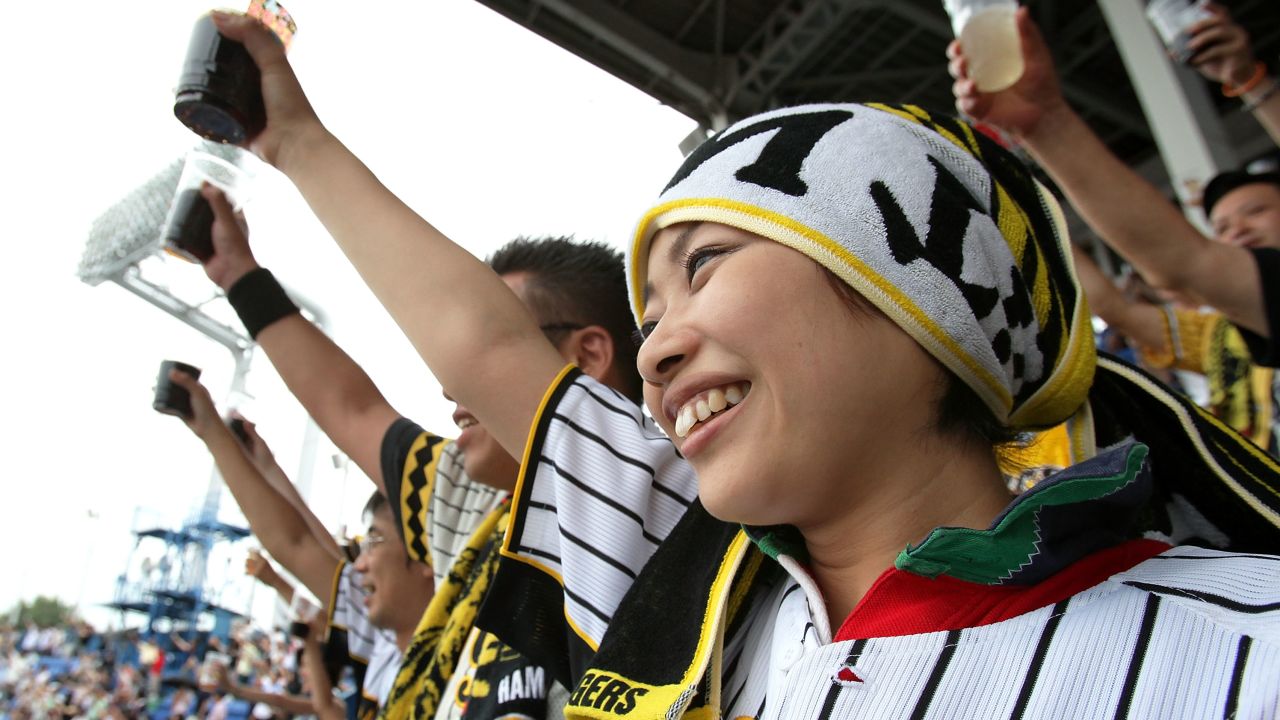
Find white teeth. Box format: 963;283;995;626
707;388;727;413
673;383;749;438
457;418;477;430
676;406;697;438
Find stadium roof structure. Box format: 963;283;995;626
473;0;1279;169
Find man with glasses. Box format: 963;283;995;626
195;194;643;719
164;380;433;720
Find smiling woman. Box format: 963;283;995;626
486;103;1280;719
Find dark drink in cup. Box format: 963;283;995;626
154;360;202;419
229;415;250;443
161;188;215;263
173;14;265;144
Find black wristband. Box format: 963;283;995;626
226;268;300;339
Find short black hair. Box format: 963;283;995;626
362;491;388;523
488;237;642;402
1203;170;1280;218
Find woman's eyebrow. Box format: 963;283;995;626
644;222;708;302
665;222;704;266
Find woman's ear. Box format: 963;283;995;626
564;325;616;383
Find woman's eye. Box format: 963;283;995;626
681;246;723;283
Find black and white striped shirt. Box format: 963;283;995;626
498;371;1280;718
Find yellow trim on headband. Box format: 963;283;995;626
629;197;1014;417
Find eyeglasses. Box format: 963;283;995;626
358;533;389;553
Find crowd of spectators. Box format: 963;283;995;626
0;619;323;720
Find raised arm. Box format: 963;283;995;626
1188;3;1280;145
1070;246;1169;353
244;549;295;605
301;614;346;720
168;370;339;600
201;202;400;489
949;8;1268;337
208;664;317;717
208;12;565;460
234;417;342;561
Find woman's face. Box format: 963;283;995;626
638;222;948;528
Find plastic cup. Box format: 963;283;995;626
153;360;202;419
159;149;252;264
1145;0;1214;63
944;0;1025;93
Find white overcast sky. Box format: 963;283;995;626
0;0;694;629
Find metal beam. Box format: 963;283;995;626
723;0;861;114
527;0;724;118
1097;0;1236;230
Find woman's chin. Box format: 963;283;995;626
699;479;783;527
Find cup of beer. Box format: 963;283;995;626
943;0;1025;93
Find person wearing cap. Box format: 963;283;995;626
205;11;1280;717
950;6;1280;371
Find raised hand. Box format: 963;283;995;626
1186;3;1257;87
200;186;259;292
245;548;270;578
948;7;1067;139
209;11;329;171
167;370;225;440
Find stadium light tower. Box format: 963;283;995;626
78;143;328;628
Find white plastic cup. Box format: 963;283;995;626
1145;0;1213;63
944;0;1025;93
159;147;254;263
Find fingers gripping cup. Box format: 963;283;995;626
1145;0;1214;64
173;2;296;145
944;0;1025;93
160;149;252;263
153;360;202;419
174;14;264;145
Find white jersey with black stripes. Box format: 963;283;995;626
720;546;1280;719
495;370;1280;718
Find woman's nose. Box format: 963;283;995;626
636;318;694;386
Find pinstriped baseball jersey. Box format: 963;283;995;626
482;369;1280;718
717;546;1279;719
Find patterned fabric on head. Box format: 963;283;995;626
628;103;1093;431
628;103;1280;546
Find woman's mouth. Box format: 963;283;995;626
673;382;750;438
